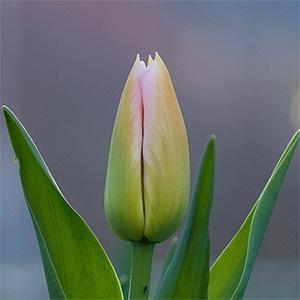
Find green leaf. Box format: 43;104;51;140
208;130;300;300
161;236;179;277
3;106;123;300
155;136;215;299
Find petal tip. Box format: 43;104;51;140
154;51;163;63
133;53;147;70
153;51;169;72
147;54;154;68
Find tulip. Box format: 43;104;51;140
105;52;190;242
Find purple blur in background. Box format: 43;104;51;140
1;1;299;299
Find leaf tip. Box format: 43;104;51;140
2;104;9;117
207;134;216;153
2;104;11;114
2;105;16;125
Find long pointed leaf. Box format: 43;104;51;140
161;236;179;277
155;136;215;299
208;130;300;299
3;106;123;299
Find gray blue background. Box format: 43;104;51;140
1;1;299;299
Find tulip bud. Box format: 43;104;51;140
105;52;190;242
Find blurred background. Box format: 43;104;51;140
1;1;299;299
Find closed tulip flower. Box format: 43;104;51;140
105;52;190;243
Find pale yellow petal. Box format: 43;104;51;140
104;55;146;241
147;54;154;67
141;52;190;242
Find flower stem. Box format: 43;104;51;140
129;241;155;300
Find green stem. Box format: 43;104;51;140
129;241;155;300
